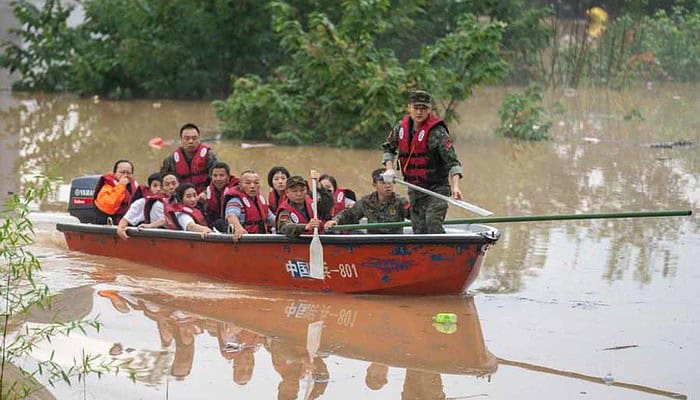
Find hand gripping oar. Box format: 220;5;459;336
309;177;325;279
382;169;493;216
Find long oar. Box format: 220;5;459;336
382;170;492;216
326;210;692;231
309;178;324;279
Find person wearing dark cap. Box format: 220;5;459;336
381;90;463;234
323;168;410;234
276;171;332;237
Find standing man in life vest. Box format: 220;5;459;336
223;170;275;240
93;159;137;225
382;90;463;234
161;123;218;194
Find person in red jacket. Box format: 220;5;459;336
267;166;290;213
276;171;332;238
319;173;356;216
164;183;212;235
200;162;238;231
381;90;463;234
160;123;218;194
93;159;137;225
223;170;275;240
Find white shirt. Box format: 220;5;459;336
124;198;164;226
174;212;195;231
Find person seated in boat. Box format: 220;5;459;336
93;159;137;225
276;172;332;238
323;168;410;234
199;161;239;231
116;173;179;239
319;173;356;216
164;183;212;235
267;166;290;213
160;123;218;194
223;169;275;240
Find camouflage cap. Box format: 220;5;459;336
286;175;307;188
409;90;432;107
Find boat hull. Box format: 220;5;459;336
57;223;499;295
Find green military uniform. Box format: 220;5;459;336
382;93;463;234
332;192;410;234
276;177;333;237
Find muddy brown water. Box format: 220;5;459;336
1;84;698;399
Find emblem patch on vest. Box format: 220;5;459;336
398;127;404;140
336;192;344;202
199;147;208;157
242;197;251;208
290;213;299;223
418;130;426;142
173;152;180;162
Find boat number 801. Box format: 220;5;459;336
338;263;358;278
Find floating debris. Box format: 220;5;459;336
602;344;638;351
648;139;694;149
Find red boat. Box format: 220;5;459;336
57;222;500;295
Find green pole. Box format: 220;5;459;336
326;210;693;231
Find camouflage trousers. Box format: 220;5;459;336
408;185;449;234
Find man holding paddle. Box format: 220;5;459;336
382;90;464;234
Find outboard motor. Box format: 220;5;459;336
68;175;100;223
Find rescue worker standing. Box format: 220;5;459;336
324;168;410;234
382;90;463;234
160;123;217;194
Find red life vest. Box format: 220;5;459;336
93;173;136;221
164;203;208;230
397;114;450;187
205;176;239;223
331;188;356;216
143;194;168;224
276;197;323;234
223;187;271;233
268;190;287;213
173;145;210;193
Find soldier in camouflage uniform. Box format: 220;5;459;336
324;168;410;234
382;90;463;234
276;172;333;237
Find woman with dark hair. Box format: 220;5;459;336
319;174;356;217
93;159;137;224
164;183;211;234
267;166;290;213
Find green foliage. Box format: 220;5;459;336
1;0;280;98
0;0;77;92
641;7;700;81
1;177;135;399
214;1;507;148
496;85;551;141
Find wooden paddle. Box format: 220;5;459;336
309;175;324;279
382;169;493;216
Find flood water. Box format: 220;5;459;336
1;84;698;399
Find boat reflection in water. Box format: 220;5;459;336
97;288;496;398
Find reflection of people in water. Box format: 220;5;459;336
167;311;202;379
216;322;262;385
265;337;329;400
402;369;446;400
365;362;388;390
